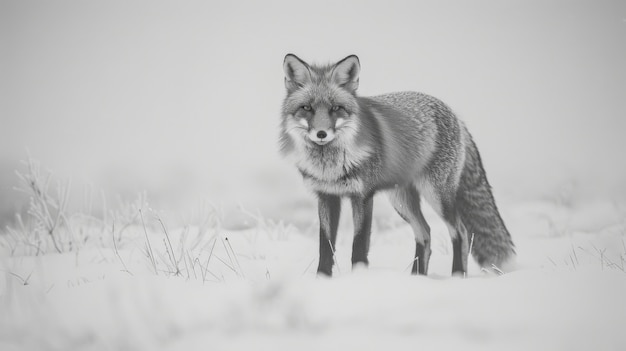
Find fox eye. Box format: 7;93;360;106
331;105;342;112
301;105;312;111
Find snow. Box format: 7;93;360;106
1;200;626;350
1;1;625;349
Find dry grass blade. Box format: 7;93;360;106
111;222;132;276
139;208;158;275
156;215;181;276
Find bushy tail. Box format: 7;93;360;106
457;136;515;270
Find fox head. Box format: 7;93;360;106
280;54;361;149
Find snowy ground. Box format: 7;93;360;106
1;198;626;350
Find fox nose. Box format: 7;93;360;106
308;129;334;145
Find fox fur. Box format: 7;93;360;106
279;54;515;276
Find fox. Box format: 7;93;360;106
279;53;515;277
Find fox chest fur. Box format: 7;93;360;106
287;135;375;195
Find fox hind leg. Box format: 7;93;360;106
388;185;431;275
442;203;470;276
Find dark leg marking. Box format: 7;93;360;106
351;195;374;268
388;186;431;275
317;193;341;276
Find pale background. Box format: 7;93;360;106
1;0;625;226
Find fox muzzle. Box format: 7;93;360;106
308;129;335;145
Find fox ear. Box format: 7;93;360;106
331;55;360;92
283;54;312;91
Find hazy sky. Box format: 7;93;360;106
1;0;625;223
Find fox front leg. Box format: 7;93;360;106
317;193;341;276
351;195;373;268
